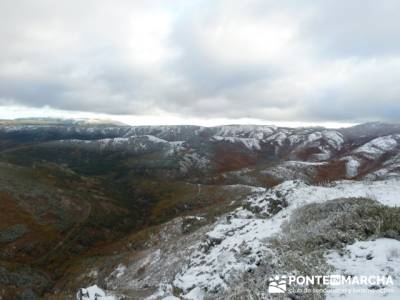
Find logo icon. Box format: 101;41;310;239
268;275;287;293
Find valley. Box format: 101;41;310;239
0;120;399;299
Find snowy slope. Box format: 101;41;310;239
4;122;400;180
76;285;116;300
261;160;327;182
326;238;400;300
364;153;400;180
354;135;400;160
142;179;400;299
212;136;261;150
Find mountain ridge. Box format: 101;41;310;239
0;120;400;299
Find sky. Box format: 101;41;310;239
0;0;399;127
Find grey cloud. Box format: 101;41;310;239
1;0;400;123
302;0;400;59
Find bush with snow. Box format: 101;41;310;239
223;197;400;299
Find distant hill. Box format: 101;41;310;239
0;120;399;299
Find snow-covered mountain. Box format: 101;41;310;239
1;121;400;299
78;179;400;299
3;121;399;180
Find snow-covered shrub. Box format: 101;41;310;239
223;197;400;299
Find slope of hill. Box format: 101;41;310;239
0;120;399;299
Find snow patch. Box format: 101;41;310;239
355;135;399;159
342;156;361;178
326;238;400;299
144;135;168;144
76;285;116;300
213;136;261;150
173;179;400;299
323;130;344;149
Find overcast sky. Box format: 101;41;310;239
0;0;399;126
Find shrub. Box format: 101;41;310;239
223;197;400;299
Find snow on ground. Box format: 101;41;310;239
342;156;361;178
326;238;400;300
76;285;116;300
322;130;344;149
178;152;210;173
212;125;277;139
144;135;168;144
173;213;283;296
248;179;400;217
307;132;323;143
61;135;169;152
354;135;399;159
171;179;400;299
364;153;400;180
108;264;126;279
79;178;400;300
261;161;326;182
284;160;327;166
266;131;288;145
287;130;343;150
213;136;261;150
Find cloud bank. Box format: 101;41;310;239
1;0;399;123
